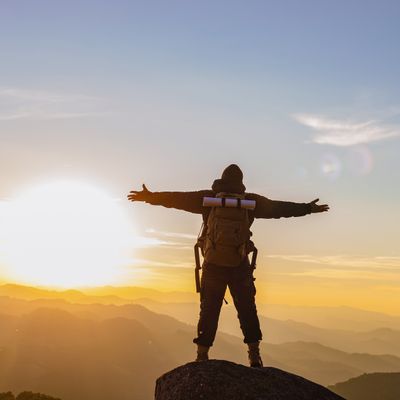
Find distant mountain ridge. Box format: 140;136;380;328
0;284;197;304
2;283;400;331
0;391;60;400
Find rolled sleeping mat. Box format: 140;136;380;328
203;197;256;210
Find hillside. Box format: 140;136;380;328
328;372;400;400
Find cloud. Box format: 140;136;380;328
293;113;400;146
129;230;196;250
129;257;192;269
266;254;400;281
131;236;170;248
137;229;197;250
136;239;192;250
267;254;400;270
145;228;197;240
0;87;108;121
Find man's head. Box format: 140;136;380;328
212;164;246;194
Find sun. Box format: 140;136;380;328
0;181;135;288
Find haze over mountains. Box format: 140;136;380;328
3;283;400;331
0;284;399;399
136;299;400;357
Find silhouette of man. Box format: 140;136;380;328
128;164;329;367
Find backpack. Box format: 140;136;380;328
199;192;253;267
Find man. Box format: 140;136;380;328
128;164;329;367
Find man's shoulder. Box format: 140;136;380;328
198;189;214;195
244;192;265;200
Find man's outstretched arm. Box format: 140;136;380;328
128;184;213;214
250;193;329;219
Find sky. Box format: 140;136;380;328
0;1;399;313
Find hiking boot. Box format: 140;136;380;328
195;344;209;362
248;342;263;368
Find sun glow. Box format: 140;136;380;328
0;181;135;288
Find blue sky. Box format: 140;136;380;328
0;1;399;307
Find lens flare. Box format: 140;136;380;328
320;153;342;180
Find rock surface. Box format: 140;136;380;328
155;360;345;400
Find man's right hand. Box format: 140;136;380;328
128;184;152;202
309;198;329;213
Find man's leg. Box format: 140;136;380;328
228;265;263;367
193;265;227;359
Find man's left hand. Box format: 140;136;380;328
128;184;152;202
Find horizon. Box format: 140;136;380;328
0;280;399;318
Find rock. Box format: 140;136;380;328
155;360;345;400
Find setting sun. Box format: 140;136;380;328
0;181;135;288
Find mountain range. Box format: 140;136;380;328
0;284;399;399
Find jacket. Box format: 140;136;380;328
143;190;312;225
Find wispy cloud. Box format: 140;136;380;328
138;228;196;250
0;87;108;121
129;257;193;269
293;113;400;146
130;232;194;250
267;254;400;269
145;228;197;240
131;236;169;248
266;254;400;281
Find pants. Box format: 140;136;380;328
193;258;262;347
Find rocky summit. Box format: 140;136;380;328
155;360;345;400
